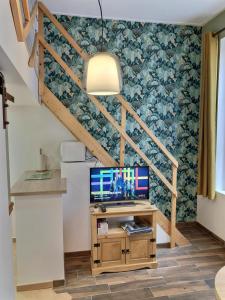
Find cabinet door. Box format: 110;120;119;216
98;238;126;267
126;235;152;264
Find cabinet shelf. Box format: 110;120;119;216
97;226;153;239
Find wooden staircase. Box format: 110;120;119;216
10;0;189;247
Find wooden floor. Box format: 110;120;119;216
55;223;225;300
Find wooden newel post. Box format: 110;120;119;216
119;106;126;166
170;164;178;248
38;7;44;101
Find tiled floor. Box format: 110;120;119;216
55;223;225;300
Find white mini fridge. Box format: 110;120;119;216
61;160;100;252
60;141;101;252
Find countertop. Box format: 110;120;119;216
10;170;67;196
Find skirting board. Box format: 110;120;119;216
17;281;53;292
17;279;65;291
64;251;91;258
196;221;225;246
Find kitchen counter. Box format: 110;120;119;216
10;169;66;196
11;169;66;290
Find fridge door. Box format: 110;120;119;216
61;161;100;252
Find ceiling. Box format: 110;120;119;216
42;0;225;26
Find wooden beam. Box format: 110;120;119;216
170;165;178;248
42;85;118;167
120;106;126;166
38;8;44;100
39;36;176;196
157;211;190;247
21;0;30;22
38;2;88;60
28;32;38;67
10;0;24;41
23;1;38;40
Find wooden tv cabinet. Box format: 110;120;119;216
90;201;158;275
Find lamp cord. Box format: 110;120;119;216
98;0;104;52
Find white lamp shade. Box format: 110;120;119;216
83;52;122;96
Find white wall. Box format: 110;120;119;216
8;105;76;186
0;96;15;300
0;0;38;101
197;194;225;241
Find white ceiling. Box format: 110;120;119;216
42;0;225;26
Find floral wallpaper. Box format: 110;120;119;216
44;16;202;221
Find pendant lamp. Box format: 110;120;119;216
83;0;122;95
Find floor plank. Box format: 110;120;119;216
55;223;225;300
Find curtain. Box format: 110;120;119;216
197;32;219;200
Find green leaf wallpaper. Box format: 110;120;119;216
44;16;202;221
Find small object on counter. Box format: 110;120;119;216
94;203;107;212
97;218;108;235
38;148;48;171
25;170;52;181
100;204;107;212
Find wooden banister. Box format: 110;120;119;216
10;0;38;42
39;35;177;197
120;106;126;166
38;2;89;60
23;1;38;40
10;0;24;41
28;32;38;67
21;0;30;22
38;2;178;170
170;165;178;247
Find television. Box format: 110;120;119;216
90;166;149;203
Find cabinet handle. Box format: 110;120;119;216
122;249;130;254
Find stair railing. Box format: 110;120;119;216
10;0;38;42
10;0;186;248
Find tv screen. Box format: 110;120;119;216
90;166;149;203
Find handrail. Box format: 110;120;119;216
28;32;38;67
38;1;178;169
10;0;38;42
23;1;38;41
21;0;31;22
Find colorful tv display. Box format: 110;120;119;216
90;166;149;203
